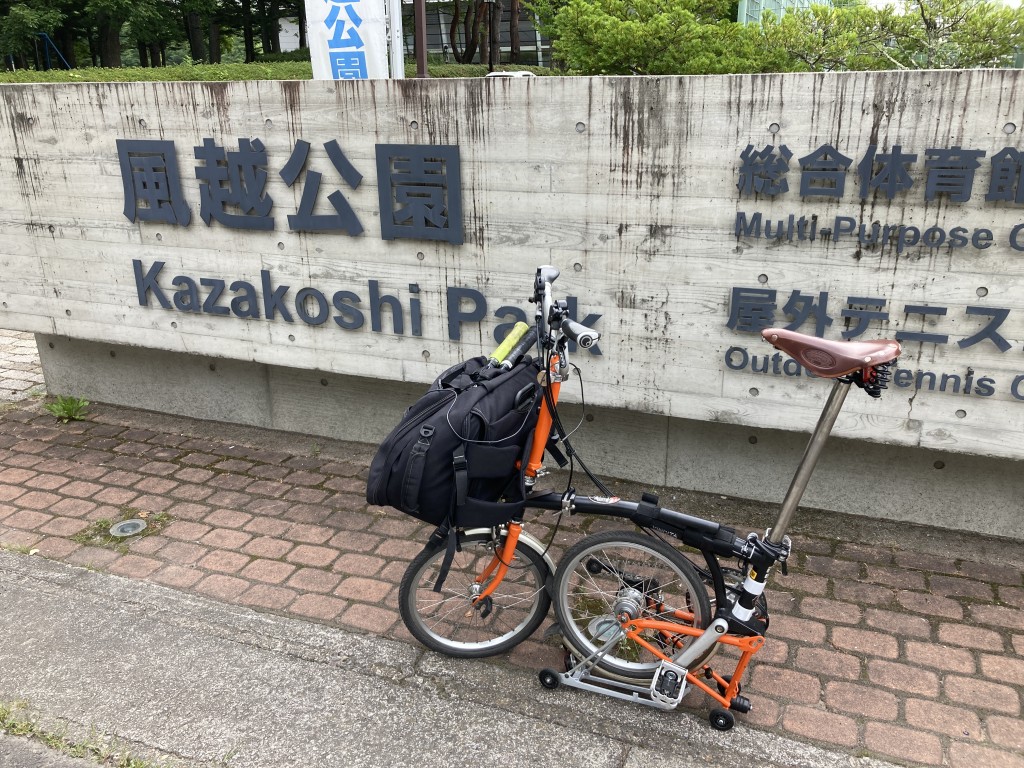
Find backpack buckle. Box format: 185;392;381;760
452;450;468;472
419;425;435;439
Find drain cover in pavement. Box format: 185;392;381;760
109;519;147;538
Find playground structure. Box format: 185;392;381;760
5;32;71;71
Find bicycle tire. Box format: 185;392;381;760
552;530;713;681
399;531;551;658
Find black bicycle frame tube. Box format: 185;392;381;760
526;491;746;554
526;491;708;531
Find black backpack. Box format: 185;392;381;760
366;355;542;531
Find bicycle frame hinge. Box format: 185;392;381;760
561;488;576;513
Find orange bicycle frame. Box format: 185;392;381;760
619;616;764;708
471;522;523;604
525;354;561;480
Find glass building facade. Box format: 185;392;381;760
737;0;821;24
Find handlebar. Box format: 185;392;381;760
534;265;557;346
534;266;560;296
561;318;600;349
533;265;600;354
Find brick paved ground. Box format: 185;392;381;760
0;331;45;404
1;330;1022;768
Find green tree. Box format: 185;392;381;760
1;0;263;69
760;4;896;72
125;0;180;66
85;0;133;66
547;0;775;74
880;0;1024;69
0;1;64;68
762;0;1024;72
51;0;88;67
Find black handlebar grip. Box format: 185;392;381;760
499;327;539;370
561;318;600;349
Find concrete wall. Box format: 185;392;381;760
3;72;1023;537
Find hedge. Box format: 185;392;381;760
0;60;556;84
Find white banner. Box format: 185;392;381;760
306;0;397;80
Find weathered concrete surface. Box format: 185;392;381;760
3;73;1024;462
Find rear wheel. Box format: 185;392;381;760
552;530;712;681
399;531;551;658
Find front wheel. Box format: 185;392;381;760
399;530;551;658
552;530;712;681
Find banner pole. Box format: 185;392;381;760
387;0;405;78
414;0;429;77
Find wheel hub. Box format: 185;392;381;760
612;586;645;621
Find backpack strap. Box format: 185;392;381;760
432;444;469;592
452;443;469;508
432;521;459;593
545;437;568;469
400;425;435;513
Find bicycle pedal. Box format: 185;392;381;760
649;660;688;708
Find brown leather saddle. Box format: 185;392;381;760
761;328;901;378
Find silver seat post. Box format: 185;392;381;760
767;378;851;545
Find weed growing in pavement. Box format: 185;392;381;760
0;543;33;555
43;395;90;423
72;509;172;551
0;700;180;768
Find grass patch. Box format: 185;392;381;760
0;543;33;555
0;700;178;768
72;509;171;551
43;395;90;423
0;61;313;84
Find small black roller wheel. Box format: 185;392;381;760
539;668;561;690
709;708;735;731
